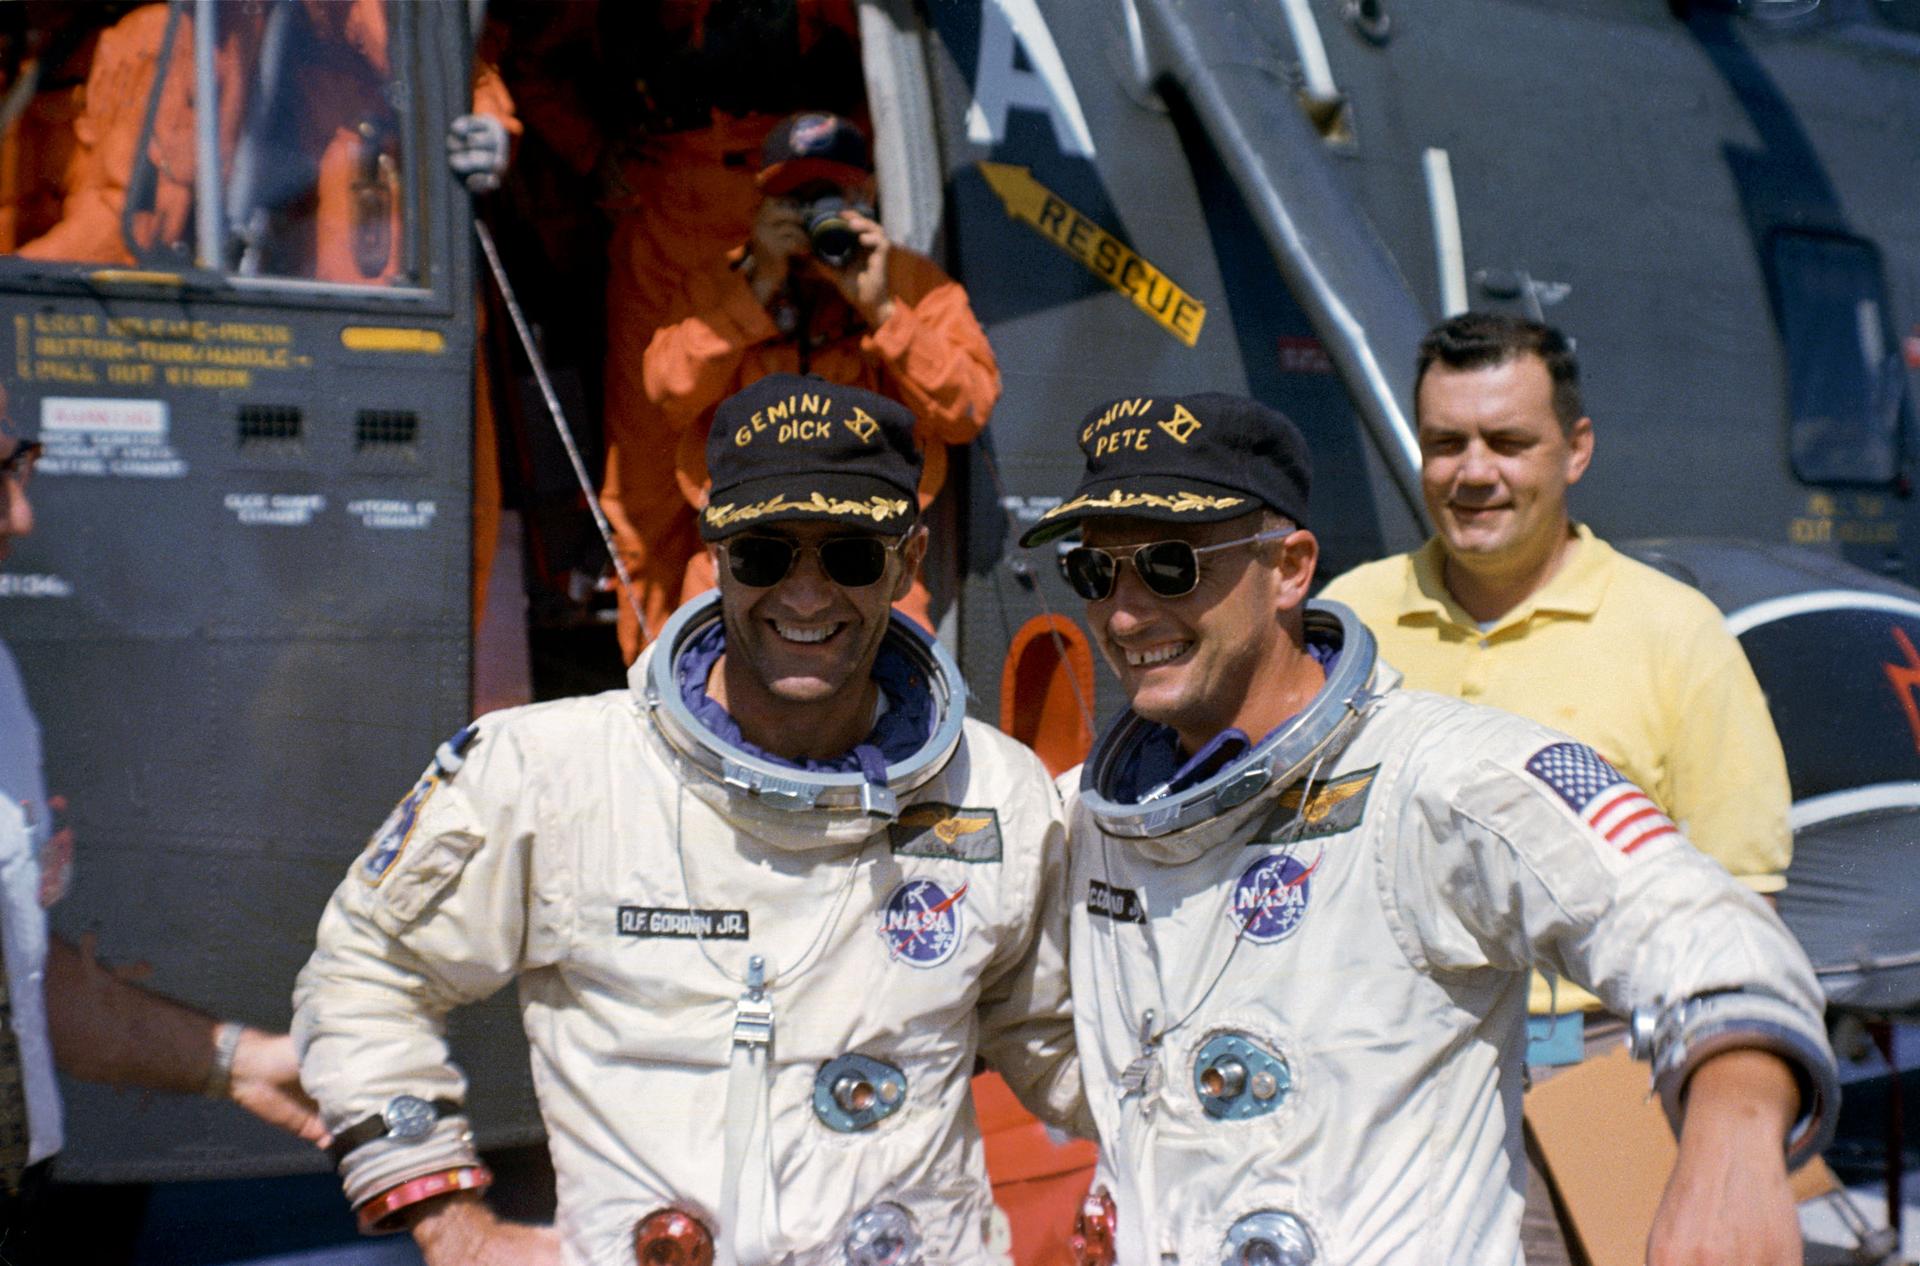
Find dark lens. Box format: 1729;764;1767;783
1132;541;1200;597
1060;547;1117;601
817;537;889;588
809;217;859;266
726;537;796;588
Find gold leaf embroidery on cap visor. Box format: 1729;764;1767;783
1036;489;1247;521
703;491;912;529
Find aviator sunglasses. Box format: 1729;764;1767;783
722;532;910;589
0;438;41;485
1059;528;1293;601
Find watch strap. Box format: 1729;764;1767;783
328;1097;462;1166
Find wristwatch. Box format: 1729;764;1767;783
328;1095;462;1166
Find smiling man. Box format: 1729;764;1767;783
1025;391;1832;1266
296;375;1086;1265
1320;314;1793;1262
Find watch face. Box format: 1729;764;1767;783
383;1094;437;1140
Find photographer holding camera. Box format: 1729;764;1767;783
644;112;1001;633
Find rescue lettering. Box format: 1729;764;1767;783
617;906;751;940
979;163;1206;345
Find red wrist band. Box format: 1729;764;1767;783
357;1164;493;1235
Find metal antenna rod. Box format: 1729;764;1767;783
472;218;650;647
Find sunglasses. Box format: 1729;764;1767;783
722;533;908;589
0;439;40;485
1059;528;1293;601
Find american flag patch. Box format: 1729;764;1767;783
1524;742;1679;855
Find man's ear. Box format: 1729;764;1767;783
1272;529;1319;612
890;526;929;602
1565;416;1595;487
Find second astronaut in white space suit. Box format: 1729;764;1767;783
1023;392;1837;1266
294;375;1086;1266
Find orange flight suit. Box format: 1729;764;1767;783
599;114;780;655
0;38;88;255
643;244;999;634
15;3;210;264
503;0;863;657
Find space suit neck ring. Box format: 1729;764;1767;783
1079;600;1378;840
642;590;968;821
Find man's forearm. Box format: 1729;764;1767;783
1648;1048;1803;1266
45;933;221;1093
1680;1047;1799;1151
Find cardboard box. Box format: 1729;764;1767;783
1524;1047;1836;1265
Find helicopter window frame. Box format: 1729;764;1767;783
0;0;452;311
1769;227;1909;488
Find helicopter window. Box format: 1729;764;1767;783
1770;228;1907;486
0;1;422;291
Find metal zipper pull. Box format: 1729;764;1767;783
733;954;773;1048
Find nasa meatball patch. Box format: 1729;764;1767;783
878;878;968;967
1524;742;1679;855
888;804;1003;862
1228;851;1318;944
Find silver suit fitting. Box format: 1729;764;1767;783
1628;989;1839;1171
1081;601;1377;841
643;592;967;823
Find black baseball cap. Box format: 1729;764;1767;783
758;112;872;196
700;375;921;541
1019;392;1311;546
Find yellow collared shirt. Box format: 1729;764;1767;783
1322;526;1792;1013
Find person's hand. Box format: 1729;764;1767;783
1646;1048;1801;1266
746;196;810;307
411;1192;561;1266
228;1028;329;1147
447;113;511;193
805;207;894;328
38;793;72;907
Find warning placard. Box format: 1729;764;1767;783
39;396;185;478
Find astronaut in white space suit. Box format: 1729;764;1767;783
1022;391;1836;1266
295;375;1085;1266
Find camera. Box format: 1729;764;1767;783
800;195;874;268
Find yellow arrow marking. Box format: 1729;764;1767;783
978;162;1207;348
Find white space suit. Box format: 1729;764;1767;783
295;596;1084;1266
1065;603;1834;1266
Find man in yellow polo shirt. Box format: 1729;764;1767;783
1321;311;1792;1265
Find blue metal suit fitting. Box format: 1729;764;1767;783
843;1201;922;1266
812;1054;907;1132
1193;1033;1291;1120
1221;1210;1316;1265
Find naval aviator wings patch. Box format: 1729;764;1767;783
889;804;1003;862
1256;765;1379;843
